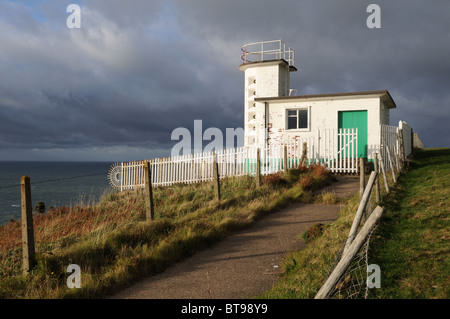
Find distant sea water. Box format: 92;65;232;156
0;161;115;226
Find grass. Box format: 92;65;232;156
261;148;450;299
0;163;334;299
367;148;450;298
5;149;446;299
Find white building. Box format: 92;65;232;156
239;40;401;164
107;40;416;190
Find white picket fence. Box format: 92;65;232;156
380;124;398;171
317;128;359;174
108;128;359;190
380;121;413;172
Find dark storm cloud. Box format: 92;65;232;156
0;0;244;161
174;0;450;147
0;0;448;161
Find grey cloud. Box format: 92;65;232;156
0;0;448;162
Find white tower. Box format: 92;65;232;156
239;40;297;148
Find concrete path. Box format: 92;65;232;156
318;175;360;198
110;176;358;299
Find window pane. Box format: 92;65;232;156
298;110;308;129
287;110;297;116
288;117;297;129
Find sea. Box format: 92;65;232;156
0;161;116;226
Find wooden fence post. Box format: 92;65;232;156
392;144;400;173
144;161;155;221
359;158;365;199
377;152;390;193
315;206;384;299
256;148;261;187
344;170;378;255
301;142;307;166
373;152;381;203
21;176;35;274
385;145;397;183
213;155;221;201
398;128;405;169
283;145;288;174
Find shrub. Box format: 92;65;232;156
296;164;310;174
302;223;326;241
317;192;338;205
34;202;45;214
286;168;304;184
299;175;315;190
263;172;288;187
310;164;331;179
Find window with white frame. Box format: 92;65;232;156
286;108;309;130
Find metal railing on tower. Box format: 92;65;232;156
241;40;294;66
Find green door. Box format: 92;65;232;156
338;110;368;158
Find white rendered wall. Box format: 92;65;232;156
265;97;385;160
242;61;291;147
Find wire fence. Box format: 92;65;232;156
0;172;106;190
326;225;379;299
0;170;109;226
315;124;407;299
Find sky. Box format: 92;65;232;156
0;0;449;162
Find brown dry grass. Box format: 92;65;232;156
0;191;145;253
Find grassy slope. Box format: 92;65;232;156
262;148;450;299
0;165;332;299
367;148;449;298
2;149;447;299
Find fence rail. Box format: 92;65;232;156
108;128;359;190
241;40;295;66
